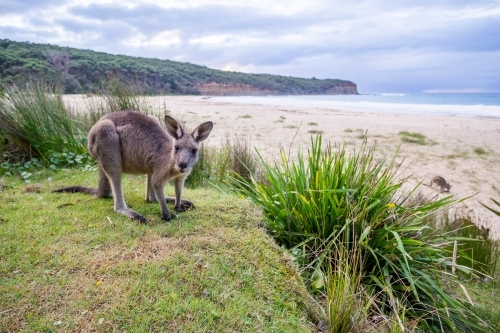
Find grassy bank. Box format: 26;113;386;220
0;170;319;332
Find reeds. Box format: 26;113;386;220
0;81;87;161
83;74;166;130
186;134;258;188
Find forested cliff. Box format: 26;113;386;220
0;39;358;95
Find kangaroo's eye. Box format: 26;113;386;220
174;146;180;153
191;148;198;155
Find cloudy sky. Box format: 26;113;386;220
1;0;500;93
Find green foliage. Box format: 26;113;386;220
326;246;370;332
186;134;258;188
481;198;500;217
428;210;499;277
0;39;357;95
228;136;494;332
0;80;87;160
185;143;212;188
0;157;42;181
48;150;97;172
473;147;487;155
398;131;428;145
100;74;149;112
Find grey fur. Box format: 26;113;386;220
53;110;213;223
428;176;452;193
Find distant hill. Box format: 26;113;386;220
0;39;358;95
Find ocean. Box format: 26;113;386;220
212;93;500;118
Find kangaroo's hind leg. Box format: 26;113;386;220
89;119;147;223
96;166;113;198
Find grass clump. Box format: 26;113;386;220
474;147;487;155
238;114;252;119
228;136;495;332
186;134;258;188
399;131;428;145
83;74;167;129
0;81;87;161
427;209;499;277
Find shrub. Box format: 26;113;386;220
228;136;491;332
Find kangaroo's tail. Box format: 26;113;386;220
52;186;99;196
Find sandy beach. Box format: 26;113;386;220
65;95;500;239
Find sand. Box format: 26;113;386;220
64;95;500;239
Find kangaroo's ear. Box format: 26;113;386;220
164;115;184;139
192;121;213;142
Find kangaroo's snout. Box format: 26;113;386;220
178;162;189;172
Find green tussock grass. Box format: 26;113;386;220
474;147;487;155
228;136;499;332
398;131;431;145
0;170;318;332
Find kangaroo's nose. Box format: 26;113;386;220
178;162;188;171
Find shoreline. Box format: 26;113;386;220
64;95;500;239
208;94;500;119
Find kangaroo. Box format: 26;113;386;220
424;176;451;193
53;110;213;223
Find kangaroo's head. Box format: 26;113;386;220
164;115;213;173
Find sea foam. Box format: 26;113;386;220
213;94;500;118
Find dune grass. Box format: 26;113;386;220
228;136;498;332
398;131;428;145
0;81;87;160
0;170;318;332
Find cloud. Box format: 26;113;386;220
0;0;499;92
0;0;61;14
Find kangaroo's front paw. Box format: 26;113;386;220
162;213;177;221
